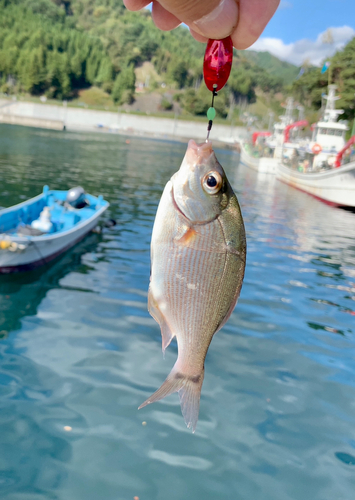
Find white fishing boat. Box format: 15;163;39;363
0;186;109;273
301;85;347;155
240;98;308;174
240;134;279;174
277;86;355;207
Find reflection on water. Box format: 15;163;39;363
0;124;355;500
0;233;102;335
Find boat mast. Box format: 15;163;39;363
322;85;343;123
283;97;294;125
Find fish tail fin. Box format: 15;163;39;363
138;364;205;433
178;368;204;432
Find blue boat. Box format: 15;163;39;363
0;186;109;273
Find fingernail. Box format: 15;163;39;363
193;0;238;40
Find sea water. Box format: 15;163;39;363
0;124;355;500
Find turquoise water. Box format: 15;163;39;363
1;124;355;500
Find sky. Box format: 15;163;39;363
249;0;355;66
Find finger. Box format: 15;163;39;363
231;0;280;49
189;28;208;44
152;1;181;31
158;0;239;40
123;0;151;11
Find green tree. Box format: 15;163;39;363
152;49;171;74
86;47;101;84
291;37;355;122
95;56;114;92
46;50;71;98
331;37;355;120
168;59;190;89
228;67;256;103
23;47;47;93
182;85;228;117
112;64;136;104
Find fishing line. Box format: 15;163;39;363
206;87;218;141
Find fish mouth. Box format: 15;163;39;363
186;140;213;161
188;139;213;152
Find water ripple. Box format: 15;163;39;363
148;449;213;470
0;126;355;500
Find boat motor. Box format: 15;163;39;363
66;186;87;209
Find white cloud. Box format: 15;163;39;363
248;26;355;66
279;1;293;9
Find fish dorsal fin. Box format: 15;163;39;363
148;286;175;355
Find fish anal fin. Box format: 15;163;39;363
139;364;205;433
148;287;175;355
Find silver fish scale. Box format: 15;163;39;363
151;186;245;370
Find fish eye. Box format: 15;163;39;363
207;176;217;188
202;171;223;194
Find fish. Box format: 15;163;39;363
139;139;246;432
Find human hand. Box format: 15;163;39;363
123;0;280;50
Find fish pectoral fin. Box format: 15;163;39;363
138;363;205;433
175;222;227;253
175;226;198;246
148;288;175;355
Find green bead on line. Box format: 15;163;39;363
207;107;216;120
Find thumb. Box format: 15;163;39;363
156;0;239;40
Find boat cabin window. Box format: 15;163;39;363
317;127;343;136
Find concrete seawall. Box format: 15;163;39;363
0;113;64;130
0;99;247;144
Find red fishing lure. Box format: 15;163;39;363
203;36;233;139
203;36;233;92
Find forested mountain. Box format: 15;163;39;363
0;0;134;100
243;50;299;85
0;0;290;113
2;0;353;124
